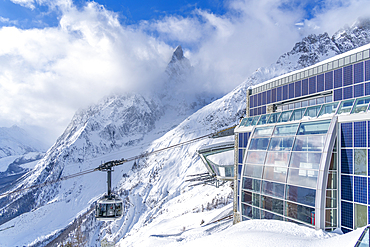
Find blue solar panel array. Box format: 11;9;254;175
340;121;370;232
249;60;370;117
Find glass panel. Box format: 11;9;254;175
354;149;367;175
267;112;281;124
273;124;299;136
317;97;325;104
337;99;355;115
257;114;271;125
297;120;331;135
286;185;316;207
325;95;333;103
242;191;252;204
242;177;261;192
261;210;283;220
287;168;318;188
289;103;294;110
295;102;301;108
351;96;370;114
283;105;289;111
240;118;249;126
309;99;316;106
302;100;309;107
293;135;326;152
318;102;339;117
262;196;284;215
253;126;274;137
289;152;322;169
326;190;337;208
249;138;270;150
242;203;252;218
265;152;290;166
262;181;285;199
325;209;337;228
251;116;261;125
244;164;264;178
246;151;266;164
263;166;288;183
268;137;295;151
355;204;368;229
278;110;293;123
252;193;260;207
304;105;322;118
244;117;254;127
290;108;306;121
327;171;337;189
286;201;315;225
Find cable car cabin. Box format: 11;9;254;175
95;196;123;221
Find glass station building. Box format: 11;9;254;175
233;44;370;233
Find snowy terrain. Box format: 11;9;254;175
1;20;370;246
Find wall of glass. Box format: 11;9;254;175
240;119;336;228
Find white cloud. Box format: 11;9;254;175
10;0;36;10
1;0;370;144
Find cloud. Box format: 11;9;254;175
1;0;370;144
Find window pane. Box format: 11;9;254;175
240;118;249;126
268;137;295;151
251;116;261;125
246;151;266;164
318;102;339;117
351;96;370;114
265;152;290;166
304;105;322;118
354;149;367;175
327;171;337;189
278;110;293;122
257;114;271;125
263;166;288;183
253;126;274;137
261;210;283;220
297;120;331;135
242;177;261;192
267;112;281;124
244;164;264;178
293;135;326;152
286;185;316;207
249;138;270;150
286;201;315;225
326;190;337;208
242;191;252;204
262;196;284;215
289;152;322;169
273;124;299;136
242;203;252;218
287;168;318;188
337;99;355;115
244;117;254;127
355;204;368;229
262;180;285;198
290;108;306;121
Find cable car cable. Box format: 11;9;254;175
0;125;236;198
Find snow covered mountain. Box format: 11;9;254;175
1;19;370;246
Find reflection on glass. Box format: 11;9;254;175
278;110;293;123
289;152;322;169
355;204;368;229
327;171;337;189
244;164;264;178
326;190;337;208
302;100;309;107
251;116;261;125
257;114;271;125
337;99;355;115
317;97;325;104
287;168;318;188
295;102;301;108
240;118;249;126
244;117;254;126
273;124;299;136
265;152;290;166
262;181;285;198
261;210;283;220
246;151;267;164
267;112;281;124
286;185;315;207
293;135;325;152
290;108;306;121
318;102;339;117
354;149;367;175
304;105;322;118
286;201;315;225
297;120;331;135
289;103;295;110
263;166;287;183
268;137;295;151
242;177;261;192
325;95;333;103
249;138;270;150
309;99;316;106
253;126;274;137
262;196;284;215
351;96;370;114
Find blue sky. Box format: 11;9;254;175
0;0;370;143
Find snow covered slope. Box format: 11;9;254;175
1;20;370;246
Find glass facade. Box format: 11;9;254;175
239;119;335;227
235;45;370;232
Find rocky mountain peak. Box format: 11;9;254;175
170;45;184;63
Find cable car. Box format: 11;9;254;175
95;164;124;221
95;195;123;221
